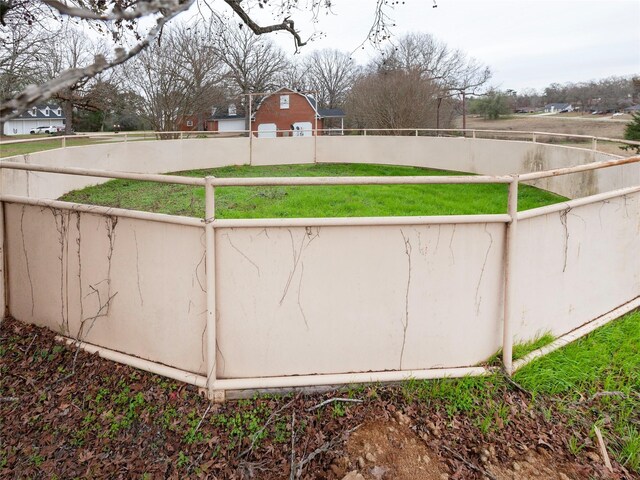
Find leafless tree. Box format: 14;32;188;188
0;1;408;122
346;70;454;131
0;19;56;132
122;21;225;132
276;58;309;94
35;27;113;133
210;20;288;96
302;49;360;108
376;32;491;92
208;20;288;129
542;76;635;112
372;32;491;129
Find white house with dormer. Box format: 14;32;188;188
3;104;66;135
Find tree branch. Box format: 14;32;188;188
222;0;306;50
41;0;184;21
0;0;195;121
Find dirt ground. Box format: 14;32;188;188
459;113;628;138
2;318;634;480
458;113;635;156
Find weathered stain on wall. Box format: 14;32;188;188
6;204;208;375
2;137;639;385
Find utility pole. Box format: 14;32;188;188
462;90;467;132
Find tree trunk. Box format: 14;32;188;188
62;100;74;135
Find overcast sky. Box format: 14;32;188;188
237;0;640;93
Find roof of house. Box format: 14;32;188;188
211;114;247;121
624;104;640;111
12;104;65;120
545;103;572;109
317;107;345;118
209;103;247;120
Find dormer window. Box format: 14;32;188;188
44;107;50;116
56;108;62;116
29;107;37;117
228;104;237;116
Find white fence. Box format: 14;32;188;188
1;133;639;400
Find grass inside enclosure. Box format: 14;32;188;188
514;310;640;471
60;163;567;218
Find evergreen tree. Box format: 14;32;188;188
621;113;640;154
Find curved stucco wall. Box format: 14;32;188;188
2;136;639;385
3;136;639;200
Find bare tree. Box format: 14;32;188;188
0;19;56;133
208;20;288;129
346;70;453;131
211;21;287;96
276;58;309;93
376;32;491;90
0;1;408;122
373;32;491;129
303;49;359;108
122;21;224;132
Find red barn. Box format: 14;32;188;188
251;88;344;137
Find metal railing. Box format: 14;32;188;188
2;128;640;152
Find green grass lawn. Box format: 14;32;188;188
60;163;567;218
402;310;640;472
0;137;97;158
514;310;640;471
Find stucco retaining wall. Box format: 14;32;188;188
5;204;208;374
514;191;640;342
2;136;639;390
4;136;637;200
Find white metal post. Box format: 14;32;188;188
502;176;519;374
248;94;253;165
472;130;476;139
61;136;66;148
532;133;537;143
204;177;223;401
314;109;318;163
0;199;5;318
592;137;597;151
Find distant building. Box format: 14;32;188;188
251;88;345;138
544;103;573;114
624;104;640;114
207;103;247;133
3;104;66;135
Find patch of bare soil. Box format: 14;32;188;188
344;420;445;480
460;114;627;139
0;317;635;479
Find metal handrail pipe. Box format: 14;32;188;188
213;366;490;391
214;214;511;229
56;336;208;388
0;133;94;145
516;185;640;221
1;195;204;227
0;161;206;186
209;175;513;187
512;297;640;372
519;156;640;181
